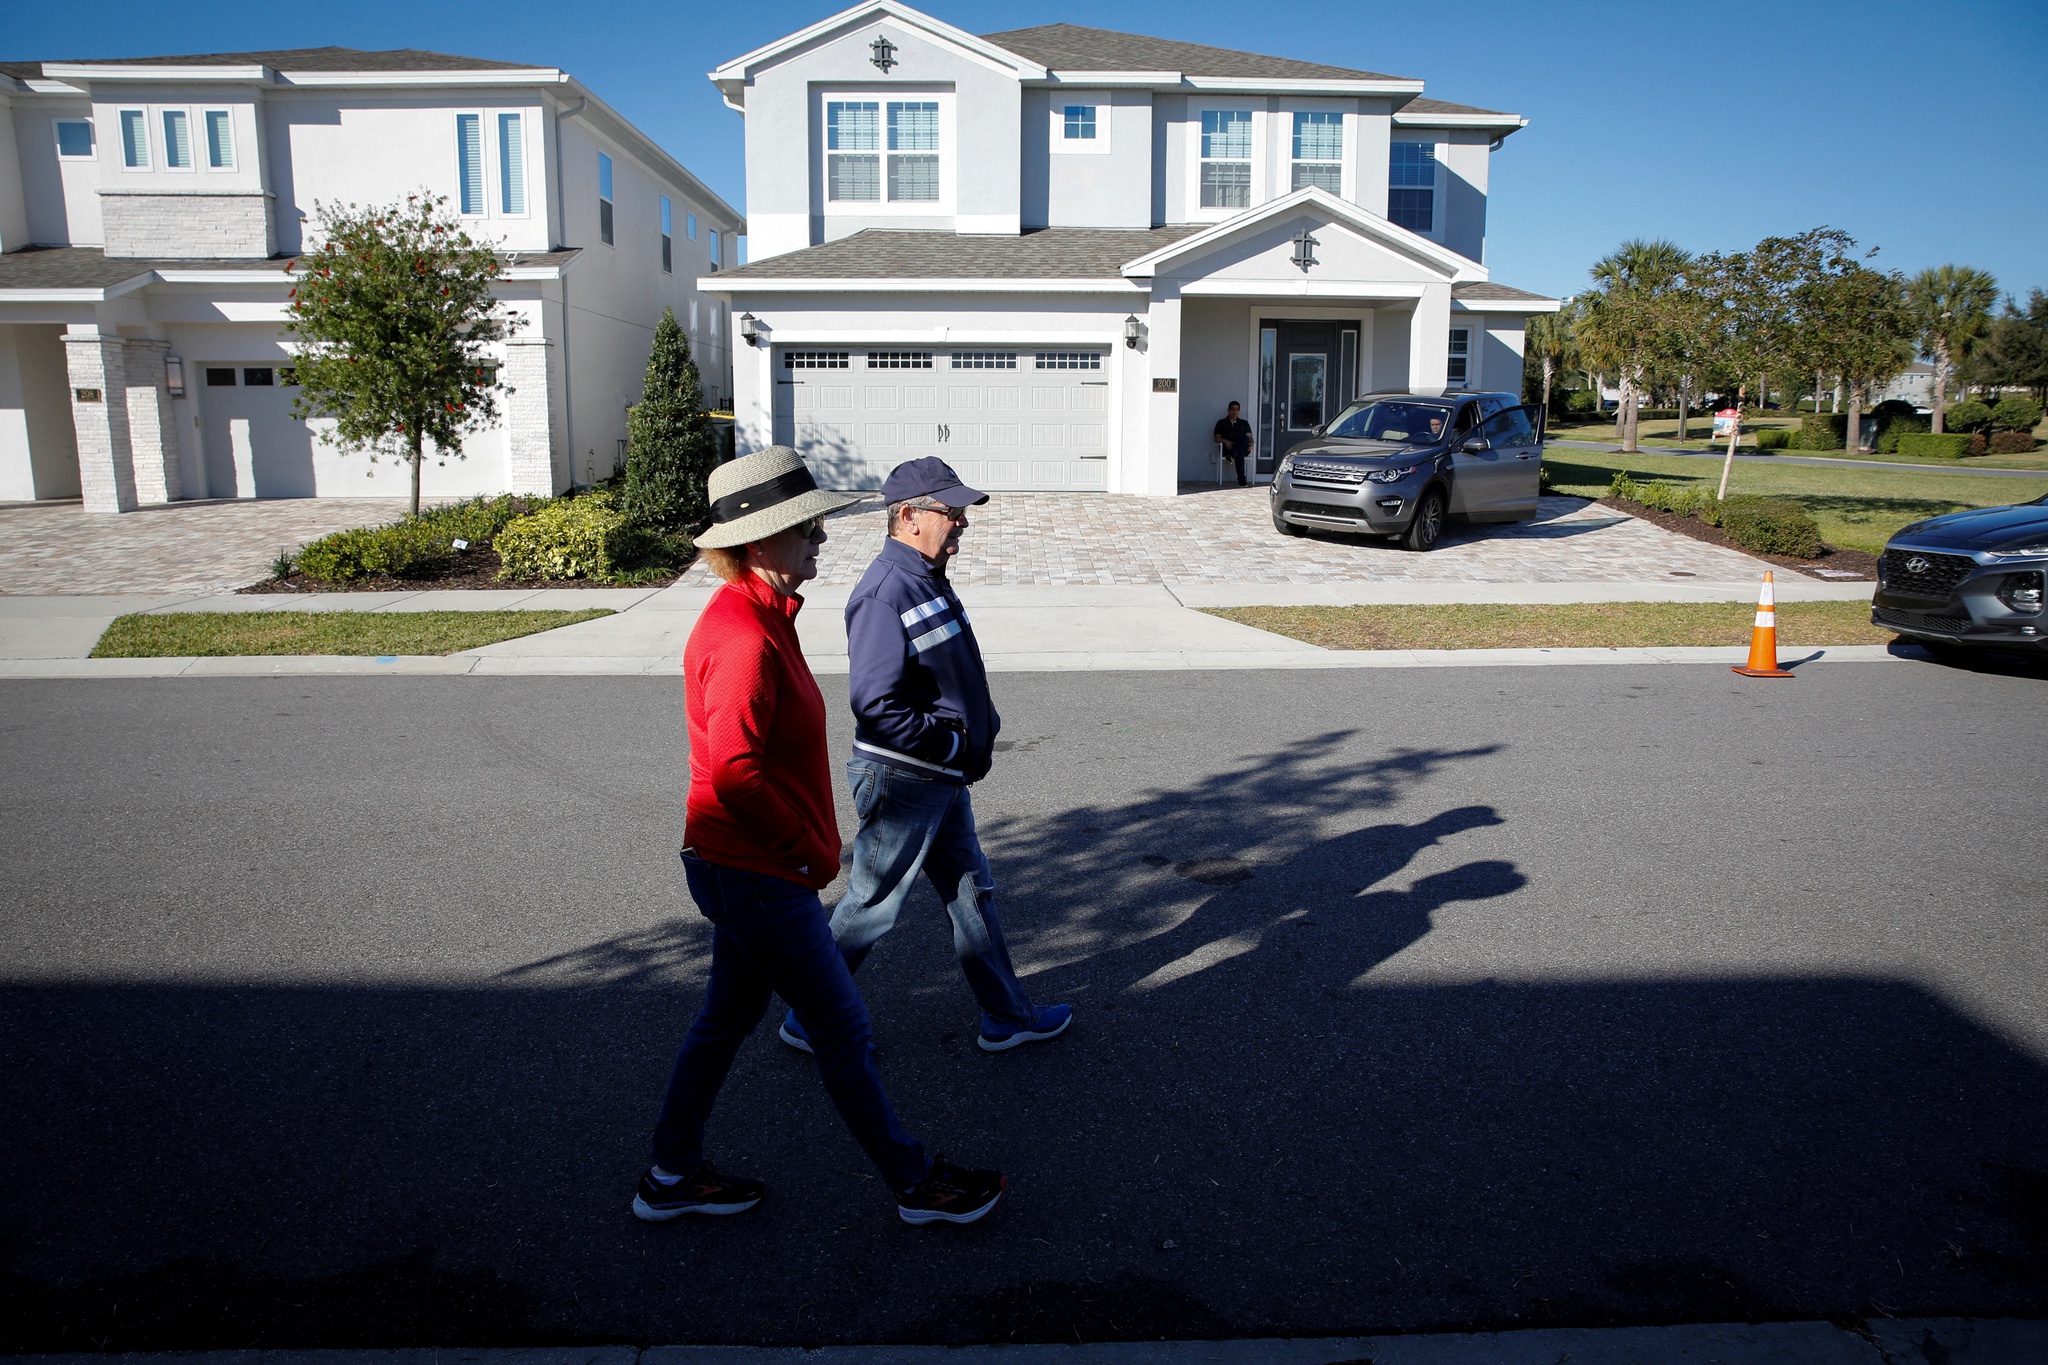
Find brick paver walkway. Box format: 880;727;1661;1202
0;498;419;595
3;488;1782;595
696;488;1784;586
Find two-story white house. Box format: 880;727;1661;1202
706;4;1557;495
0;46;743;511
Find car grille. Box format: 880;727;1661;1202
1874;606;1973;634
1282;500;1364;521
1879;548;1975;596
1290;462;1368;485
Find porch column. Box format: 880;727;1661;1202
123;339;182;504
63;327;137;513
1136;287;1182;496
500;335;561;495
1407;282;1452;397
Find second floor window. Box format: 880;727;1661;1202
887;101;939;201
1063;105;1096;140
598;152;615;245
161;110;192;170
1389;142;1436;233
827;101;880;201
1292;112;1342;192
826;99;940;203
55;119;93;159
456;114;484;214
498;113;525;214
1200;110;1251;209
118;110;148;168
204;110;234;169
687;212;698;240
660;196;672;273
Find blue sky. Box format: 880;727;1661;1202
12;0;2045;300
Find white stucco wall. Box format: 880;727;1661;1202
0;323;81;500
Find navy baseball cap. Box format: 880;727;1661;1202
880;456;988;508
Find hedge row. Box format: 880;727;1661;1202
292;490;688;585
296;495;544;581
1607;471;1824;558
1895;432;1974;460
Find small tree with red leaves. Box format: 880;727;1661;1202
285;194;519;517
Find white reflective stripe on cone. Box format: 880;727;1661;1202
1756;612;1773;627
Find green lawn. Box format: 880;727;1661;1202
1542;448;2047;555
1204;601;1891;651
1548;416;2048;470
92;609;613;658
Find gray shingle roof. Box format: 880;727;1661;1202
1452;281;1556;303
1402;96;1517;119
1;47;546;80
0;245;580;291
981;24;1410;82
718;228;1206;281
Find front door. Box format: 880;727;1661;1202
1256;319;1360;476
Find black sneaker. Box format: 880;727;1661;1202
896;1157;1005;1225
631;1163;764;1221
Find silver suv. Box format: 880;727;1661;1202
1270;391;1545;550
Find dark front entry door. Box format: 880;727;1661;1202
1256;319;1360;476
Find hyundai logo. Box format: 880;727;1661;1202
1904;556;1931;574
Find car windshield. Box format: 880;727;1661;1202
1324;400;1454;444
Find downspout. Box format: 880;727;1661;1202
554;96;587;489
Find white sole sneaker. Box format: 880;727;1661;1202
630;1192;761;1221
977;1012;1072;1052
897;1188;1003;1225
778;1020;815;1054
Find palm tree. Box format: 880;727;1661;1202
1525;305;1578;416
1584;239;1691;451
1905;265;1999;432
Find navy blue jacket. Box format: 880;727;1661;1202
845;537;999;785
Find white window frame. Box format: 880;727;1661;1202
159;107;195;173
1446;326;1472;389
597;151;615;246
1188;102;1261;221
201;108;235;171
454;110;487;216
1388;138;1440;239
53;118;95;161
1288;108;1345;196
686;211;698;240
1052;97;1110;155
819;89;953;217
496;111;528;217
117;108;150;171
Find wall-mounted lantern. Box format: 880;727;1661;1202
1290;228;1321;273
870;35;898;72
739;313;761;347
165;355;186;397
1123;315;1142;349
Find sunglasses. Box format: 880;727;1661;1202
908;503;968;524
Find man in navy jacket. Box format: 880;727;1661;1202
779;458;1073;1054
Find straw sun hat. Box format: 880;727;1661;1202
693;446;870;550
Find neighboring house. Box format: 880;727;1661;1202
0;47;742;510
705;3;1557;495
1874;363;1935;411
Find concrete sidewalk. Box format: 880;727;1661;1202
0;579;1886;677
7;1319;2044;1364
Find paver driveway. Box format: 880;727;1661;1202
1;486;1780;596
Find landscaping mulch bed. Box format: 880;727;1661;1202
240;546;688;594
1597;496;1879;580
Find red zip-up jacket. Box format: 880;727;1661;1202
683;573;839;891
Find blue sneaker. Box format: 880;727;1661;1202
978;1003;1073;1053
778;1009;814;1054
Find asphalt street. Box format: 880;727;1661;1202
3;657;2047;1350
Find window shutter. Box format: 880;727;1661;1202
456;114;484;214
498;113;525;214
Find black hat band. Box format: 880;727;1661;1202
706;465;819;528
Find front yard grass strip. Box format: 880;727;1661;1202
91;609;614;658
1203;601;1893;651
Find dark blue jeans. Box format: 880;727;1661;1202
649;852;930;1191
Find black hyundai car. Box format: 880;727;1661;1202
1873;494;2048;654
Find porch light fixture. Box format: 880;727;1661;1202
869;35;898;71
164;355;185;397
1123;315;1142;348
1291;228;1321;274
739;312;761;347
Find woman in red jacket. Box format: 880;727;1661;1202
634;447;1005;1228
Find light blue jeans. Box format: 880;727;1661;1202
830;756;1036;1030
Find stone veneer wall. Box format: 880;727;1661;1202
501;336;561;495
100;191;275;259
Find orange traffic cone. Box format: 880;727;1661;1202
1732;570;1796;678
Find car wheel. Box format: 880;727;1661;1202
1401;488;1445;552
1272;511;1306;538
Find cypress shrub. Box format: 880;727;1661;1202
1755;429;1792;450
1896;432;1973;459
1990;396;2043;433
619;307;718;540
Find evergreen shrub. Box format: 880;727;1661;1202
1876;415;1929;453
294;495;543;582
1755;429;1793;450
1895;432;1973;459
1719;498;1824;558
1988;431;2041;454
620;308;719;538
1944;400;1995;434
1794;414;1848;450
1991;396;2043;433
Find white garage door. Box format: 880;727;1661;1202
198;362;318;498
774;347;1109;491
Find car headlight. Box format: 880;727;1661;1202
1985;544;2048;559
1998;571;2044;613
1364;464;1420;484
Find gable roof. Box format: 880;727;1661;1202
981;23;1410;82
1120;186;1484;281
2;48;545;80
715;227;1204;282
